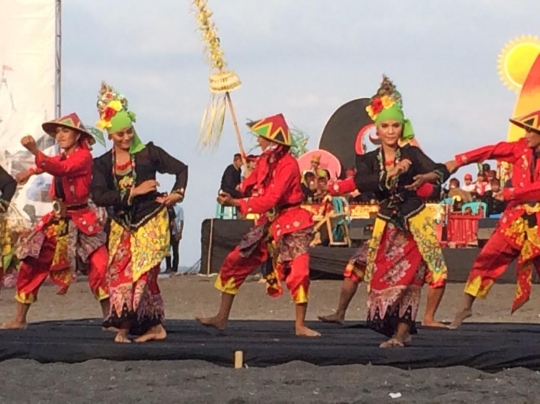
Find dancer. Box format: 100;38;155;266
447;109;540;328
1;113;110;330
317;180;446;327
0;165;17;290
354;76;449;347
196;113;320;337
91;82;188;343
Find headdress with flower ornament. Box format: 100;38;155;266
95;82;145;154
311;155;321;163
365;75;414;141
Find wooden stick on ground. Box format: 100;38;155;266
234;350;244;369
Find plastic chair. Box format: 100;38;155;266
328;197;351;246
461;202;487;217
215;203;238;219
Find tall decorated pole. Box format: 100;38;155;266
191;0;246;162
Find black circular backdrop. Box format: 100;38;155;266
318;98;372;175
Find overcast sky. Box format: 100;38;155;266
62;0;540;266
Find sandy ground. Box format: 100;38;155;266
1;277;540;403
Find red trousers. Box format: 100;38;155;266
214;244;310;304
15;241;109;304
464;230;540;311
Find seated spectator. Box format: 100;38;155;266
313;176;329;203
301;172;317;202
442;177;460;199
220;153;243;198
486;169;497;183
243;154;259;179
317;168;331;180
448;188;473;206
462;173;475;193
474;172;491;196
482;178;507;216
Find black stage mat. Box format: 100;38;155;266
1;319;540;372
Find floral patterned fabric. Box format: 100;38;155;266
366;222;426;337
14;213;106;297
103;208;169;332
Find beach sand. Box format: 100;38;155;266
1;277;539;403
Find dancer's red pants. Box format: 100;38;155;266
15;241;109;304
214;244;310;304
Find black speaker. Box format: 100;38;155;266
349;219;375;241
476;218;499;247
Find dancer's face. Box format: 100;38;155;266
257;136;271;151
525;128;540;150
110;126;134;151
55;127;80;150
376;119;403;148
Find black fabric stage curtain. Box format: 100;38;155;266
200;219;520;283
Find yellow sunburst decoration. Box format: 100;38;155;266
498;35;540;93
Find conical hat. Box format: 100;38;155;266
247;113;291;146
42;113;103;146
509;109;540;132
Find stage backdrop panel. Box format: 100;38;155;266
0;0;57;221
200;219;522;283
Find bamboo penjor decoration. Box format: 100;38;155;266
191;0;245;155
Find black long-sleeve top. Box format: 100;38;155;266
355;144;449;228
220;164;242;198
0;165;16;206
91;142;188;229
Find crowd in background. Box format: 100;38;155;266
219;153;509;218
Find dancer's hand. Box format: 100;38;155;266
131;180;159;197
217;192;239;207
405;173;436;191
445;160;459;174
387;159;411;178
15;170;32;185
492;190;504;201
156;192;182;207
21;135;39;156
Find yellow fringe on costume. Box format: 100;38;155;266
365;208;447;289
108;208;170;282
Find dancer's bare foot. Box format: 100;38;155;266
403;332;412;344
448;308;472;329
295;325;321;337
380;338;405;348
196;316;228;331
114;330;131;344
422;318;449;328
102;326;119;333
317;313;345;325
134;325;167;343
0;320;28;330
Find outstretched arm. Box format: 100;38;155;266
455;141;518;167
